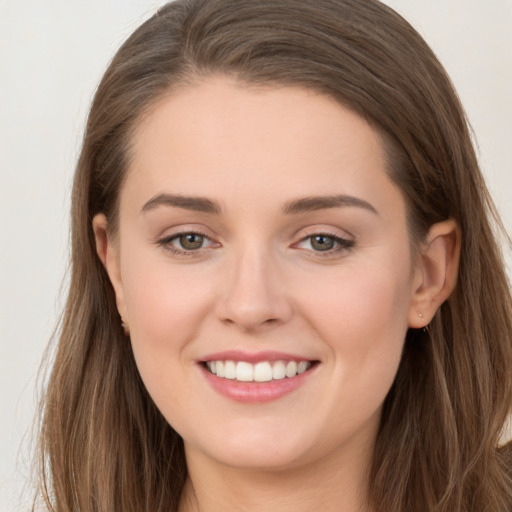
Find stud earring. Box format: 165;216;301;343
121;318;130;337
416;311;428;334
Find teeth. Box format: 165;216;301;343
224;360;236;379
286;361;297;378
236;361;254;382
205;359;312;381
272;361;286;380
254;362;273;382
297;361;309;374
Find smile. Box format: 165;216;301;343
205;360;312;382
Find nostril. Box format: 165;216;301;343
221;315;281;333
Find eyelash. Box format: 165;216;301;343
157;231;216;256
295;232;354;256
156;231;354;257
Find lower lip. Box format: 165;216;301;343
200;364;316;403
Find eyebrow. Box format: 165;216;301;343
140;192;378;216
282;195;378;216
141;193;222;215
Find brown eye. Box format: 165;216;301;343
310;235;336;251
178;233;205;250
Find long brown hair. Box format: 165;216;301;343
37;0;512;510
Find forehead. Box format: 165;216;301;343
130;77;384;164
124;77;405;223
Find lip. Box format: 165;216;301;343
198;351;319;403
199;350;314;364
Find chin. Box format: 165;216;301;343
183;418;335;472
196;444;311;472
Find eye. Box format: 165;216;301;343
309;234;336;251
296;233;354;253
175;233;207;250
157;231;217;254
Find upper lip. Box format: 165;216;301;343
199;350;317;364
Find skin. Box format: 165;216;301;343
94;77;459;512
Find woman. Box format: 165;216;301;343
37;0;512;510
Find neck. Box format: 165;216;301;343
179;438;373;512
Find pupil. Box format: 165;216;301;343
180;234;203;250
312;235;334;251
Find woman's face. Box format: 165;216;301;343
102;77;425;471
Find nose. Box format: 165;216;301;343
215;245;293;333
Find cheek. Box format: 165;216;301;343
121;252;214;341
119;259;215;423
294;257;412;387
301;263;410;335
118;253;218;405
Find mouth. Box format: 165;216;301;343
199;352;320;403
202;359;318;383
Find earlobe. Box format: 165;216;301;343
92;214;128;322
408;219;461;328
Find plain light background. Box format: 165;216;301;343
1;1;511;510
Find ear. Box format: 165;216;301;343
92;214;129;323
408;219;461;328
